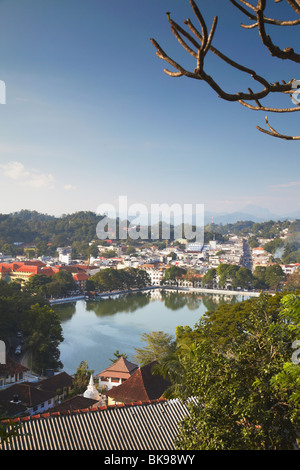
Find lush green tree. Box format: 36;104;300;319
282;242;300;264
161;266;187;286
263;238;284;255
133;331;175;366
0;280;48;344
253;266;267;289
101;250;117;259
71;361;94;395
21;303;63;373
0;414;22;449
215;264;254;290
44;270;76;298
25;274;52;295
201;268;216;288
85;278;95;292
159;294;300;450
265;264;285;290
109;350;128;363
45;280;64;298
126;246;136;256
232;267;254;290
284;270;300;292
88;242;99;259
91;267;150;292
248;237;259;249
270;294;300;427
217;264;240;288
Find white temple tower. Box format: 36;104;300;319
83;374;100;401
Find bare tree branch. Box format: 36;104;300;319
230;0;300;28
257;0;300;63
151;0;300;140
257;115;300;138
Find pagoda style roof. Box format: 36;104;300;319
105;361;171;404
97;356;138;380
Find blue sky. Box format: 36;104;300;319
0;0;299;218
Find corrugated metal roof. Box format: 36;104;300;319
1;399;192;451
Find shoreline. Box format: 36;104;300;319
49;285;263;305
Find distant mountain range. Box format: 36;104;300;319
203;205;300;225
120;204;300;228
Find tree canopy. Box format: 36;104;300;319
150;293;300;449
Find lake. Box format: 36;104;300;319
53;289;248;376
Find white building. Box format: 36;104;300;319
57;247;72;265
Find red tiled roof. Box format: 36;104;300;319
105;361;171;403
0;265;10;273
73;273;89;281
15;265;40;273
14;265;56;276
24;261;46;267
0;262;23;272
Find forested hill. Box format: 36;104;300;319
0;210;298;259
0;210;101;258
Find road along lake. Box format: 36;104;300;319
53;289;249;375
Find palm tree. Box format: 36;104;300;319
152;340;198;399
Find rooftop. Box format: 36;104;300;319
1;398;193;450
105;361;171;404
97;356;138;380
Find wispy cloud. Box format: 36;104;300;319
64;184;77;191
269;181;300;189
1;161;55;189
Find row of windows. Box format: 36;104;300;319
100;377;126;383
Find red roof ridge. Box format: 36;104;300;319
105;360;171;403
7;398;169;423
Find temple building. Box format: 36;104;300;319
97;356;138;391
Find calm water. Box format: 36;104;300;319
53;290;247;375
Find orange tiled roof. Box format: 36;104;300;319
97;356;138;380
73;273;89;281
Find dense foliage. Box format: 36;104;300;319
91;267;150;292
0;280;63;373
145;293;300;449
1;210;298;263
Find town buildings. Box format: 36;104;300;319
0;229;298;294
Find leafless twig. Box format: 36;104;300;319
151;0;300;140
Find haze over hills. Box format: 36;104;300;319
204;205;300;225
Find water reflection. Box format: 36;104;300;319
53;289;247;375
86;292;150;317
